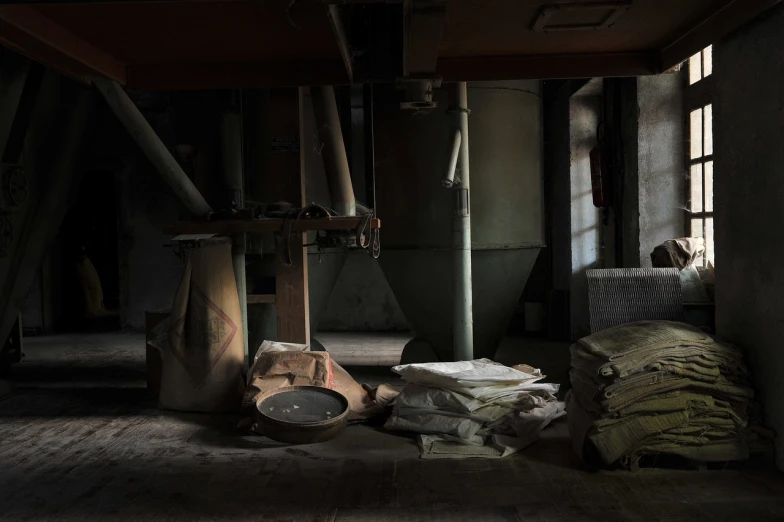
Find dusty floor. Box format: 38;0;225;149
1;333;784;521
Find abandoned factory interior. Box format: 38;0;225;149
1;1;784;520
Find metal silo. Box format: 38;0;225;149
375;80;544;361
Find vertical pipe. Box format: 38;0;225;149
363;83;376;209
220;109;248;360
311;86;357;216
453;82;473;361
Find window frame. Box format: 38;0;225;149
683;47;715;266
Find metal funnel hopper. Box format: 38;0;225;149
375;80;544;361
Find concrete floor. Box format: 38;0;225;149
316;331;411;367
1;333;784;521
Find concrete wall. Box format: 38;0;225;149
636;74;685;267
569;88;604;338
0;71;94;342
117;155;184;330
714;4;784;470
546;74;683;339
545;82;574;338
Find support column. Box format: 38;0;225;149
220;108;248;358
451;82;473;361
275;231;309;344
269;88;309;344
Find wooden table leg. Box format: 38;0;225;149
275;232;310;344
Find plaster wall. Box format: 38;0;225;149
637;74;685;266
714;4;784;470
569;92;604;338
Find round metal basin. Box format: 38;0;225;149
256;385;349;444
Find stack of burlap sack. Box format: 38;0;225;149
568;320;771;466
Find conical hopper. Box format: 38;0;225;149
375;80;544;361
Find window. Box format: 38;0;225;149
685;46;714;266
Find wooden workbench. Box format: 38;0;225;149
166;216;380;345
164;216;380;236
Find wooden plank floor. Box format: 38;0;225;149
1;333;784;521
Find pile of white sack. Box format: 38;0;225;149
385;359;565;458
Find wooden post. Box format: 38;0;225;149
272;88;309;344
275;232;309;344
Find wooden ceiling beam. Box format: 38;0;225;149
0;6;126;85
659;0;782;71
126;60;350;90
437;52;660;82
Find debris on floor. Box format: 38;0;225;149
567;320;773;468
239;340;332;430
385;358;565;458
239;340;397;435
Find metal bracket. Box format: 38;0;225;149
455;188;469;217
397;77;442;110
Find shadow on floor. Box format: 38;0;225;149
3;332;784;521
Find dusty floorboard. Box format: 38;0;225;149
1;333;783;521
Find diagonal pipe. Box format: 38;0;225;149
93;78;212;217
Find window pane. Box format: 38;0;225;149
691;219;705;266
705;217;714;265
691;218;704;238
703;45;713;78
704;161;714;212
704;104;713;156
690;163;703;213
690;108;703;159
689;52;702;85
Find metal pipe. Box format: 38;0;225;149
452;82;473;361
220;109;248;360
310;86;356;216
221;111;244;208
442;128;462;188
363;83;376;209
93;78;212;217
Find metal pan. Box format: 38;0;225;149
256;385;349;444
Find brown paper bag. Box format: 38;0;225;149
237;350;333;430
159;239;245;412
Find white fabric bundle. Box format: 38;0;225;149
385;359;565;458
